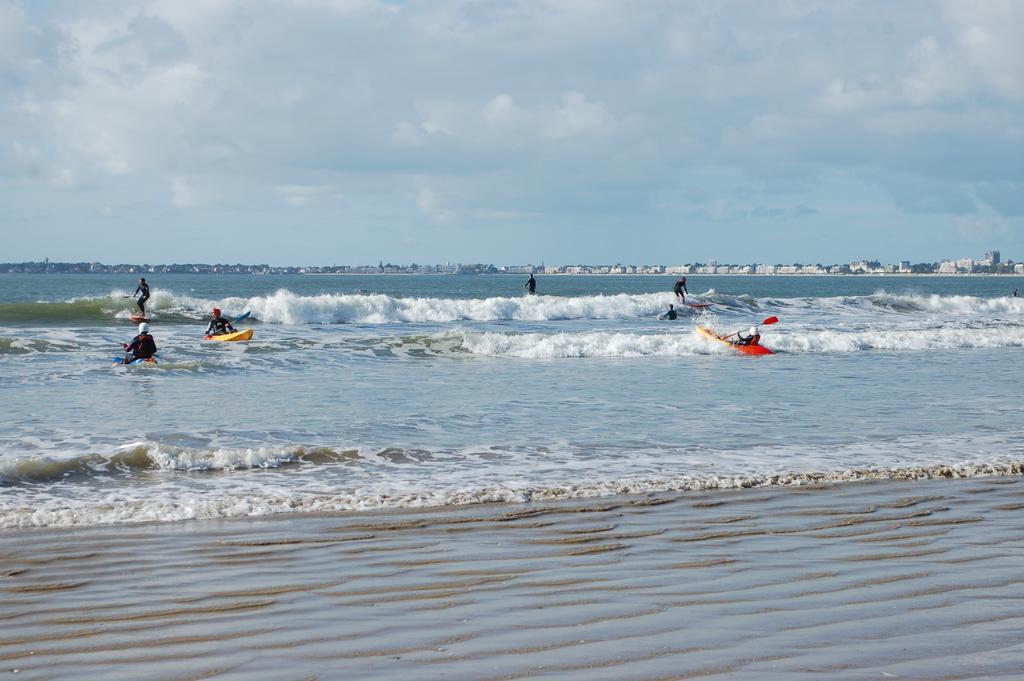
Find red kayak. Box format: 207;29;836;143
697;326;774;355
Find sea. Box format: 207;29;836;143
1;273;1022;529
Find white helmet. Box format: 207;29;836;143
748;326;758;336
138;322;150;334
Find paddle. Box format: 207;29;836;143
722;316;779;339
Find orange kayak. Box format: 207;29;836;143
697;326;773;356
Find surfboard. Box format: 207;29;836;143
112;357;158;366
130;315;151;323
686;303;712;309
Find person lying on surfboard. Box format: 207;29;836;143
206;308;236;336
122;322;157;364
734;326;761;346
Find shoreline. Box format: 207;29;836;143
4;476;1023;679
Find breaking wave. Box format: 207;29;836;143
3;289;1023;326
458;326;1024;358
2;450;1022;527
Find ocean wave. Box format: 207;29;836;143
0;337;81;355
459;330;713;357
2;289;1023;326
863;291;1024;314
458;326;1024;357
2;458;1021;528
223;289;693;324
0;443;359;484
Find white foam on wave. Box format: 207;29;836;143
458;325;1024;358
771;326;1024;353
221;289;683;324
867;291;1024;315
3;458;1022;528
460;330;715;358
41;288;1024;325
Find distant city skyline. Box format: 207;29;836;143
5;248;1022;276
1;2;1021;264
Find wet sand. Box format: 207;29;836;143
2;477;1024;680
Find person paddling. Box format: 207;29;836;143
673;276;688;301
525;273;537;295
660;304;678;320
122;322;157;364
734;325;761;346
132;277;150;315
206;308;236;336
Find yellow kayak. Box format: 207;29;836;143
204;329;254;342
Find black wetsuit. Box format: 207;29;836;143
123;333;157;363
664;308;678;320
133;282;150;313
673;278;687;299
206;317;235;335
526;276;536;295
735;333;760;347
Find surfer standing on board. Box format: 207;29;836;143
132;277;150;316
673;276;688;301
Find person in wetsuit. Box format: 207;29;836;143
132;277;150;315
660;304;678;320
525;274;537;295
206;308;236;336
122;322;157;363
1015;289;1020;297
735;325;761;346
673;276;688;301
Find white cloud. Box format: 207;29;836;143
542;92;614;139
943;0;1024;99
417;186;438;213
1;0;1021;264
482;93;526;128
50;167;77;188
276;184;323;207
170;176;197;208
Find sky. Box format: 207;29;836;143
1;0;1022;266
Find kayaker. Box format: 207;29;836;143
735;325;761;346
132;277;150;315
660;304;678;320
206;308;236;336
525;274;537;295
673;276;688;301
122;322;157;363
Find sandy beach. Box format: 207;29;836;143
3;476;1023;680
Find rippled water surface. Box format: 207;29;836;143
2;273;1022;527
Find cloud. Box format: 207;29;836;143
542;92;614;139
0;0;1021;264
277;184;325;207
170;176;197;208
